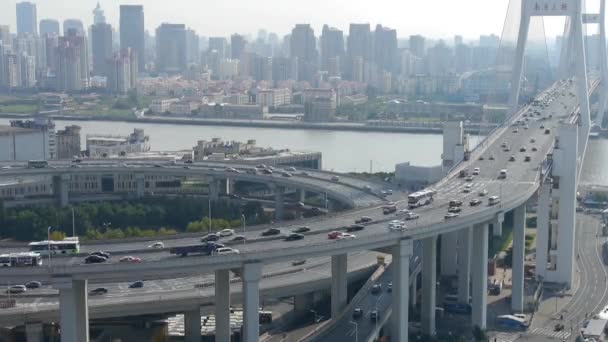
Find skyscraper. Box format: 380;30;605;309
347;24;372;79
63;19;85;37
106;48;137;94
320;25;344;75
16;2;37;36
208;37;228;59
409;35;426;58
373;24;398;73
91;23;113;76
290;24;317;82
120;5;145;71
156;23;187;73
186;29;199;64
93;2;106;25
39;19;60;37
55;32;88;91
0;26;10;47
231;34;247;60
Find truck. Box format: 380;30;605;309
169;243;220;257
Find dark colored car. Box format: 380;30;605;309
470;199;482;206
231;235;247;242
293;226;310;233
285;233;305;241
524;155;531;162
509;156;516;162
449;200;463;207
89;287;108;295
84;255;107;264
370;310;379;321
353;308;363;319
129;281;144;289
448;206;462;213
90;251;110;259
261;228;281;236
347;224;365;232
371;284;382;294
25;281;42;289
355;216;372;224
201;233;220;242
262;169;273;175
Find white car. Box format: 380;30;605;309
6;285;26;294
478;189;488;196
472;168;480;175
148;241;164;249
219;229;235;237
404;212;419;220
337;233;356;240
398;209;410;214
463;184;472;193
215;247;240;255
119;256;141;263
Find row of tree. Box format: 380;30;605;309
0;197;272;241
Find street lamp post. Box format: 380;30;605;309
349;321;358;342
208;198;212;234
71;207;75;237
47;226;52;267
241;214;246;244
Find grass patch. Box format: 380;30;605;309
0;104;38;114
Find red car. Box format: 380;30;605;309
328;231;342;240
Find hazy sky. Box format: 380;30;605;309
0;0;585;40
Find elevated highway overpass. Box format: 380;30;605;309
0;76;592;342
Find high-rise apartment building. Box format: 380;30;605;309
320;25;344;75
0;26;10;47
186;29;199;64
55;33;88;91
374;24;398;73
290;24;317;82
156;23;187;73
91;23;113;76
3;53;21;88
231;34;247;60
120;5;145;71
409;35;426;58
16;2;37;36
106;48;137;94
20;53;36;87
39;19;60;37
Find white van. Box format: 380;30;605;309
489;196;501;206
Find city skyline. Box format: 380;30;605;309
0;0;536;40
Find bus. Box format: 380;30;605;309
408;190;435;209
28;237;80;255
27;160;48;169
0;252;42;267
496;315;528;330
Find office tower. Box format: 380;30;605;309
454;35;463;46
272;56;297;83
427;40;452;76
156;23;187;73
454;43;472;73
3;53;22;88
373;24;398;73
186;29;199;64
91;23;113;76
16;2;37;36
63;19;85;36
409;35;426;58
39;20;60;37
320;25;344;75
231;34;247;60
290;24;317;82
44;35;59;71
351;56;364;82
120;5;145;71
208;37;228;59
252;55;272;82
93;2;106;25
107;48;137;94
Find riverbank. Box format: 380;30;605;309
0;113;492;135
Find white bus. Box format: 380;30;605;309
0;252;42;267
408;190;435;209
28;237;80;255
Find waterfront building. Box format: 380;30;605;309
257;88;291;108
86;128;150;157
303;88;336;122
56;125;81;159
7;118;56;160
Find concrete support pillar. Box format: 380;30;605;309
298;189;306;203
536;182;551;279
55;278;89;342
511;205;527;313
53;174;70;207
391;239;413;342
274;186;285;222
331;254;348;318
457;226;473;304
215;269;231;342
471;223;489;330
421;236;437;336
440;231;458;277
184;309;201;342
294;293;314;317
242;262;262;342
135;173;145;199
209;179;220;200
221;178;233;196
492;212;505;237
25;322;43;342
410;278;417;308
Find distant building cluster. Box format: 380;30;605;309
0;1;561;121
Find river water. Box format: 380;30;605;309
1;118;605;184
